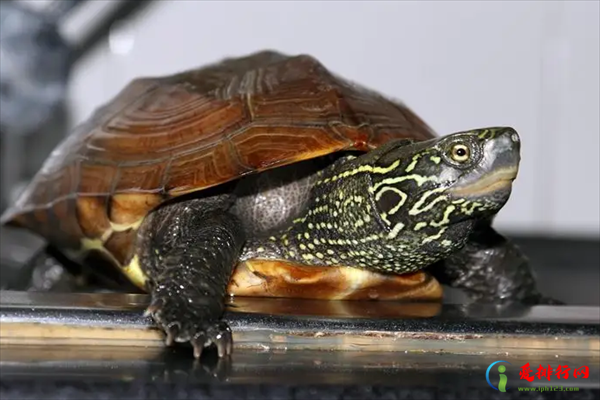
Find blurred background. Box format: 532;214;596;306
2;0;598;236
0;0;598;302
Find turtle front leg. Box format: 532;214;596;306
428;219;563;306
138;197;245;359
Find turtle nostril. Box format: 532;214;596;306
510;132;520;144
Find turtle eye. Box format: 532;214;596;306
449;143;470;163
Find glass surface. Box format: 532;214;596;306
1;290;598;389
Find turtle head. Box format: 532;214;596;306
368;127;521;236
261;127;521;274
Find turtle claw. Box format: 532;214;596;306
165;331;175;346
192;334;207;359
144;297;165;318
146;293;232;359
191;322;233;359
165;323;181;346
208;322;233;358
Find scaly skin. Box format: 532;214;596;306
137;196;244;359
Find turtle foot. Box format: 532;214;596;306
145;295;233;359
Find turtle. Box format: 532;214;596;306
1;50;556;359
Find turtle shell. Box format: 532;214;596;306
2;50;436;268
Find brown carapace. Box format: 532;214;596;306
2;50;442;301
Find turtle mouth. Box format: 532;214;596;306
449;167;518;197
